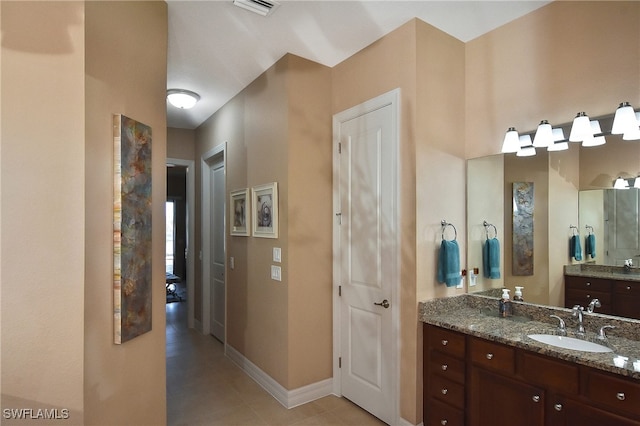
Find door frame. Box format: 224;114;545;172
201;142;227;337
332;89;401;424
167;158;196;329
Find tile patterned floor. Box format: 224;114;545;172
166;298;387;425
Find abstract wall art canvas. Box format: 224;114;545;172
113;114;152;344
512;182;534;276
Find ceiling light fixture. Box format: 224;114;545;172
533;120;553;148
233;0;280;16
167;89;200;109
569;112;592;142
612;102;638;135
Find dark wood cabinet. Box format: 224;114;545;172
423;324;640;426
564;274;640;319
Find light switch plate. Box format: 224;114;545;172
229;256;235;270
273;247;281;263
271;265;281;281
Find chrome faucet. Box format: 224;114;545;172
549;315;567;336
587;298;601;313
572;305;585;335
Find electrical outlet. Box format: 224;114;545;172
229;257;235;270
271;265;281;281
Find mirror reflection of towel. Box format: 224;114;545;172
483;238;501;279
437;240;461;287
570;235;582;261
585;234;596;259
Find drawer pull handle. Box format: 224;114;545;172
486;353;494;360
441;339;448;346
440;420;448;426
554;403;563;411
586;294;591;299
441;388;448;395
532;395;540;403
627;286;631;291
617;392;626;401
441;364;448;371
586;282;591;286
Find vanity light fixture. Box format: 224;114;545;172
569;112;592;142
635;176;640;189
516;135;536;157
614;177;630;189
533;120;553;148
167;89;200;109
501;127;520;153
623;112;640;141
612;102;638;135
582;120;606;147
546;128;568;151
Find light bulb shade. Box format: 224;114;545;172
516;135;535;157
533;120;553;148
582;120;606;147
612;102;638;135
547;141;568;152
614;177;630;189
623;112;640;140
501;127;520;153
569;112;592;142
635;177;640;189
167;89;200;109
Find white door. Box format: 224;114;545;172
209;157;226;342
334;90;398;425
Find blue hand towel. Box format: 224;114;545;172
483;238;501;279
437;240;461;287
570;235;582;261
585;234;596;259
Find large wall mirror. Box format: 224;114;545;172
467;135;640;316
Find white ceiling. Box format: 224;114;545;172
166;0;551;129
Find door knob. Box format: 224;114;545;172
374;299;390;309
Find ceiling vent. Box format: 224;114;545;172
233;0;280;16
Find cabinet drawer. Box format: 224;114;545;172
430;350;465;384
565;289;612;314
426;398;464;426
585;370;640;419
429;374;465;409
519;352;579;395
427;326;465;359
469;337;515;374
565;276;612;292
615;280;640;297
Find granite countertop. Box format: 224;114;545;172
419;293;640;380
564;263;640;282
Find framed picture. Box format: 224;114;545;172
252;182;278;238
113;114;153;344
230;188;250;236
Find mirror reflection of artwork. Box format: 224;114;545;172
252;182;278;238
513;182;534;276
229;188;250;236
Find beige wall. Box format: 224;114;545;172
168;127;196;161
1;2;86;420
195;55;332;389
84;2;168;424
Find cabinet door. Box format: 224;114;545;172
469;367;544;426
559;397;640;426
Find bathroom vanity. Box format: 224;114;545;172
564;264;640;320
420;294;640;426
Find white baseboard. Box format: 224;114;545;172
225;344;333;409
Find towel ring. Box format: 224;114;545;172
441;220;457;241
585;225;594;234
483;221;498;239
570;225;579;236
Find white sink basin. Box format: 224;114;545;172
527;334;613;353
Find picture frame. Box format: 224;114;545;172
252;182;278;238
230;188;250;236
113;114;153;344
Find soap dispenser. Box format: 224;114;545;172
514;286;524;302
499;289;513;317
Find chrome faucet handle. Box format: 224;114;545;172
587;298;601;313
549;315;567;336
598;325;615;340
